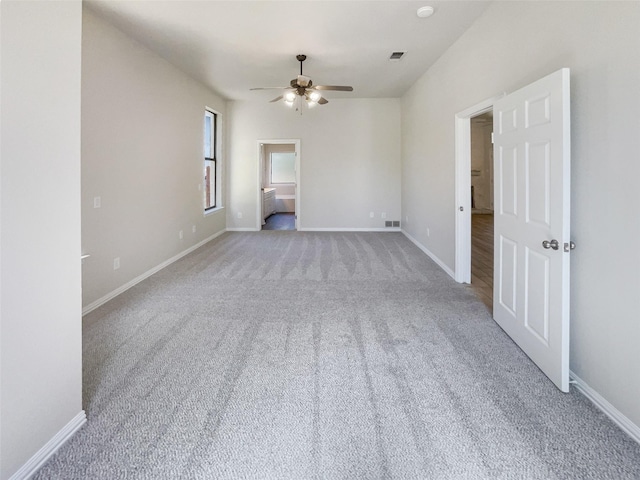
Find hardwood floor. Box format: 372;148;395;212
470;213;493;312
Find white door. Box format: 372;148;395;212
493;68;571;392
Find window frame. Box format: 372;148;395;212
269;151;296;185
204;109;220;212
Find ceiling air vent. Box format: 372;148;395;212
389;51;405;61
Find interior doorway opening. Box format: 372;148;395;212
469;112;494;311
455;71;571;390
257;140;300;231
454;94;503;296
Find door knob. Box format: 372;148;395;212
542;239;559;250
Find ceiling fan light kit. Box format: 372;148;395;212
250;54;353;114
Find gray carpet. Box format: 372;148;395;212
36;232;640;479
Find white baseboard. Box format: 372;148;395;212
298;227;401;232
402;229;455;279
570;371;640;445
9;411;86;480
82;230;226;315
226;227;260;232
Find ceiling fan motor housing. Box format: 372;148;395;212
297;75;312;87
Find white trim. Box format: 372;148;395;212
226;227;260;232
402;229;455;279
454;94;504;284
275;194;296;200
9;411;86;480
203;206;225;217
299;227;401;232
570;371;640;445
82;230;226;315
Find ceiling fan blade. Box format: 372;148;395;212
250;87;291;91
318;97;329;105
313;85;353;92
269;95;284;103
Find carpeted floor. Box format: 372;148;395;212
35;232;640;479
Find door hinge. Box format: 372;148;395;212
491;132;495;144
564;241;576;252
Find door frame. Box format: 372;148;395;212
256;139;301;230
454;94;504;283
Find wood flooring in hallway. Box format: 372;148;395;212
470;213;494;312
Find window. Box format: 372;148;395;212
204;110;218;210
270;152;296;184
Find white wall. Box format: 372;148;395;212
81;9;227;308
228;99;401;230
0;2;83;478
401;1;640;427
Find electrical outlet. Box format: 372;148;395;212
370;211;374;218
405;215;409;223
179;230;183;240
192;225;196;233
381;212;386;219
237;212;243;219
93;196;101;208
427;228;430;237
113;257;120;270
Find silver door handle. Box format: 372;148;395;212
542;239;559;250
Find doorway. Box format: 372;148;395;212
257;139;300;231
454;94;503;286
469;112;494;311
455;70;571;392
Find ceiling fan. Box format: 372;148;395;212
250;54;353;109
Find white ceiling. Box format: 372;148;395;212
86;0;491;102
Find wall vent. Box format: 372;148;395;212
392;220;400;227
389;51;405;61
385;221;393;227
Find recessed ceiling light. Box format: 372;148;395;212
417;6;435;18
